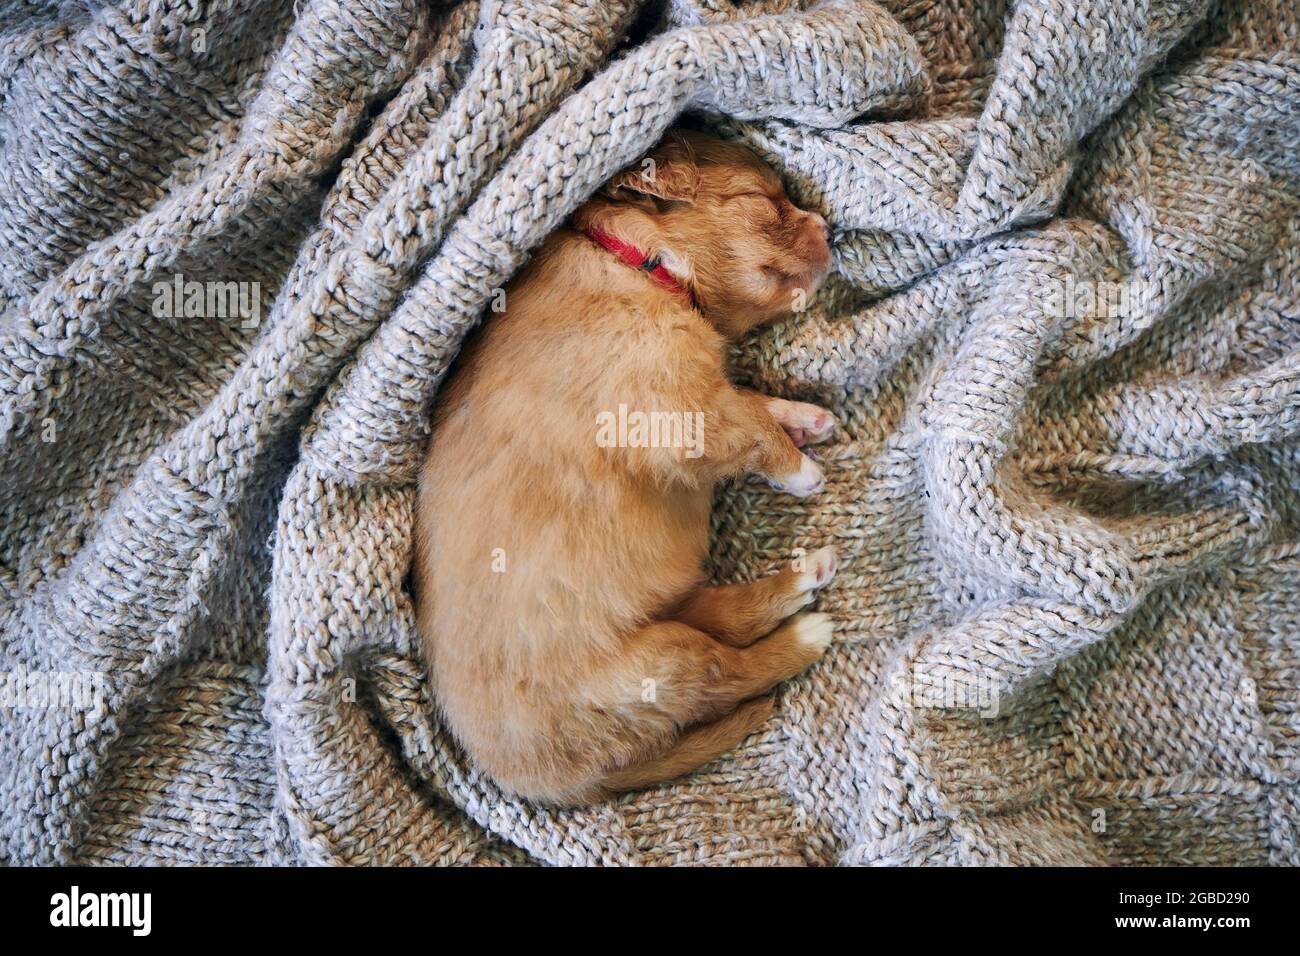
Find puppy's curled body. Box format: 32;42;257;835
416;131;838;805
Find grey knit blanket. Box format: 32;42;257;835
1;0;1297;866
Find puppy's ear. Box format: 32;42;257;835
602;133;699;205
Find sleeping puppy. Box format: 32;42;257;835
415;130;839;805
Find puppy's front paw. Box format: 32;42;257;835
794;545;838;592
768;453;824;497
766;398;837;448
782;546;838;615
789;612;834;653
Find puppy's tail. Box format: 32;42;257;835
599;696;774;794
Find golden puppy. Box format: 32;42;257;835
415;130;838;805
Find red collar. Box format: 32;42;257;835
583;227;694;307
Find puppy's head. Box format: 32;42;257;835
573;130;831;338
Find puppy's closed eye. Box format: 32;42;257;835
732;193;784;224
761;264;799;284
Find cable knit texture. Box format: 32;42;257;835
1;0;1298;865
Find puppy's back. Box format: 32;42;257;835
414;230;717;798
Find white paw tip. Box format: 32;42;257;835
792;612;834;650
774;455;824;497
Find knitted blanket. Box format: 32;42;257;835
1;0;1297;866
